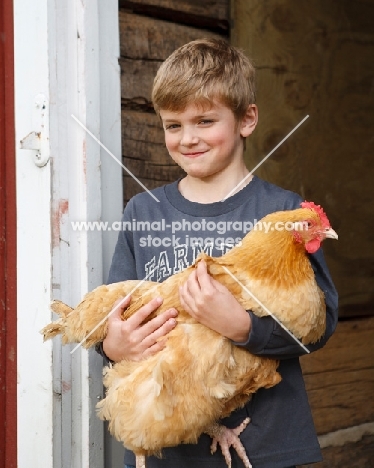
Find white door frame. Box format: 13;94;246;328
14;0;122;466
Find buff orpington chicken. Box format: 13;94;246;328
42;201;338;468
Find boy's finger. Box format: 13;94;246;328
186;269;198;287
142;338;168;359
196;260;213;288
139;308;178;341
108;295;132;322
126;297;163;329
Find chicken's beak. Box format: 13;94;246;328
325;227;338;240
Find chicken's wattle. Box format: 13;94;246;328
305;238;321;254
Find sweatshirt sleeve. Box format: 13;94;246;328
234;247;339;359
107;200;137;284
95;200;137;360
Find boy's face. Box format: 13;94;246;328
159;101;257;181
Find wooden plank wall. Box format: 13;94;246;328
232;1;374;466
300;317;374;466
232;0;374;318
302;318;374;435
118;0;230;203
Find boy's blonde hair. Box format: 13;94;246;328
152;38;256;121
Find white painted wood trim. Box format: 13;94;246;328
98;2;124;463
15;0;122;466
14;0;53;466
99;0;124;280
98;0;123;464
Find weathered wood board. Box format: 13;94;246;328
120;57;160;108
119;10;222;60
119;0;229;22
300;317;374;435
298;434;374;468
233;0;374;317
119;11;223;108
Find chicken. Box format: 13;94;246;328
42;201;338;468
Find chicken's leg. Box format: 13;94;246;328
136;455;145;468
206;418;252;468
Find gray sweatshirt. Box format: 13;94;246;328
106;176;338;468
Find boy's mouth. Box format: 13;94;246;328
182;151;208;158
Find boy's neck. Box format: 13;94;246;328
178;167;253;204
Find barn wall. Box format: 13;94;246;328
300;317;374;466
233;1;374;466
232;0;374;318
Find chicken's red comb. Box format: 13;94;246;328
301;201;330;228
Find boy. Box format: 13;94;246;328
102;38;338;468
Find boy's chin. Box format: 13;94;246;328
184;170;215;180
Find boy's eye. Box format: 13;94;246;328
165;124;180;130
199;119;214;125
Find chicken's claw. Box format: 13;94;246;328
135;455;146;468
206;417;252;468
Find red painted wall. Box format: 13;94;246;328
0;0;17;465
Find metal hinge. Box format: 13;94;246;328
20;94;50;167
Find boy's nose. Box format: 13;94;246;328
180;127;199;146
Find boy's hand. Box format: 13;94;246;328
179;261;251;342
103;296;178;362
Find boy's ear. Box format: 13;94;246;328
240;104;258;137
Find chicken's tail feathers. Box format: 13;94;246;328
40;300;73;341
40;321;64;341
51;300;74;317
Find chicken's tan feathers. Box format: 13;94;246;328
51;300;73;317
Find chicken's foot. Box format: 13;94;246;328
206;417;252;468
135;455;146;468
